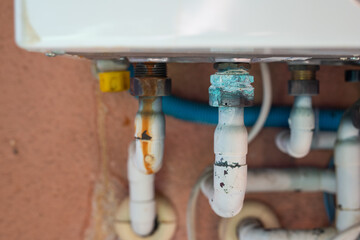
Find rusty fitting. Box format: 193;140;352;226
288;65;319;96
130;63;171;96
131;62;170;175
209;62;254;107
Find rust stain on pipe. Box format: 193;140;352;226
138;97;155;174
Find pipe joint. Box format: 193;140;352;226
277;96;315;158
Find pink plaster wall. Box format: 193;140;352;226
1;0;360;239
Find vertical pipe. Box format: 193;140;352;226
134;96;165;174
127;142;156;236
335;104;360;231
209;107;248;218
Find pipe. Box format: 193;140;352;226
246;168;336;194
161;96;343;131
238;219;336;240
331;222;360;240
134;97;165;174
276;96;315;158
127;142;156;236
187;63;272;240
202;168;336;195
205;107;248;218
335;99;360;231
277;131;337;152
311;131;337;150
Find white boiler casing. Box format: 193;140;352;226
15;0;360;59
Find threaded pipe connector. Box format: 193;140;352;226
134;63;167;78
131;63;171;97
288;65;320;96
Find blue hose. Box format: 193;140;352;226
162;96;344;131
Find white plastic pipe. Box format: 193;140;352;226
277;130;336;152
246;168;336;194
134;97;165;174
311;131;337;150
335;100;360;231
187;63;272;240
331;222;360;240
204;107;248;218
238;219;336;240
276;96;315;158
202;168;336;195
127;142;156;236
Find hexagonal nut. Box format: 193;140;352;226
130;77;171;96
288;80;319;96
209;87;254;107
209;72;254;107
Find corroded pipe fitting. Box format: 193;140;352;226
130;63;171;97
209;63;254;107
131;63;171;175
206;63;252;218
288;65;319;96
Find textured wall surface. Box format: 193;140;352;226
1;0;360;239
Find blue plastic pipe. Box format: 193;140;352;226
162;96;344;131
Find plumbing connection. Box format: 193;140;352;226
131;63;171;174
276;65;319;158
204;63;254;218
94;60;360;239
128;62;171;236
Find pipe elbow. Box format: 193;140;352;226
209;163;247;218
210;198;244;218
276;130;313;158
209;107;248;218
287;129;314;158
276;96;315;158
